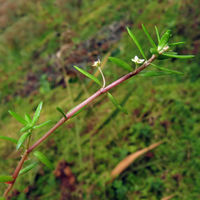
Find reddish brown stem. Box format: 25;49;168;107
3;54;156;198
3;151;28;197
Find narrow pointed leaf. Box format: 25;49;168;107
20;125;32;133
139;71;171;77
107;92;120;108
162;53;195;59
169;41;185;46
107;92;128;114
120;106;128;114
16;132;31;150
157;51;177;60
150;48;159;55
109;57;132;72
165;51;177;55
0;136;17;144
34;151;54;170
151;63;183;75
19;162;38;175
25;114;32;124
155;26;160;43
158;30;171;51
126;27;147;59
56;107;67;119
8;110;27;125
70;106;86;118
157;52;178;60
74;66;101;86
32;102;43;125
33;120;52;129
0;175;13;183
142;24;157;48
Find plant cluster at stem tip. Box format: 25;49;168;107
0;24;194;198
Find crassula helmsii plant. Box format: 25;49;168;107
0;24;194;198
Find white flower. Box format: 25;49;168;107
92;59;101;67
131;56;145;64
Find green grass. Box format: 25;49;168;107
0;0;200;199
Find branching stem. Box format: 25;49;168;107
3;54;157;198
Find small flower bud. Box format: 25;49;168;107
131;56;145;64
92;59;101;67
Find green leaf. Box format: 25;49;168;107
16;132;31;150
0;136;18;144
109;57;132;72
33;120;51;129
126;27;147;59
0;197;6;200
150;48;159;55
19;162;38;175
8;110;27;125
155;26;160;43
20;125;32;133
139;71;171;77
162;53;195;59
0;175;13;183
165;51;177;55
25;114;32;124
71;106;86;118
150;63;183;75
169;41;185;46
107;92;128;114
158;30;171;51
32;102;43;125
142;24;157;48
34;151;54;170
56;107;67;119
74;66;101;86
157;51;178;60
67;106;86;119
107;92;119;108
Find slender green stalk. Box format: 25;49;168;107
98;66;106;88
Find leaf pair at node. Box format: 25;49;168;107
109;24;194;77
8;102;51;150
141;24;194;59
19;151;54;176
57;106;85;119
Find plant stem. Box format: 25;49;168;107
3;151;28;197
27;132;32;149
66;70;83;165
3;54;156;198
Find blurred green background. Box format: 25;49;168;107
0;0;200;199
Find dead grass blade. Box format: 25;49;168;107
161;194;175;200
110;141;163;180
